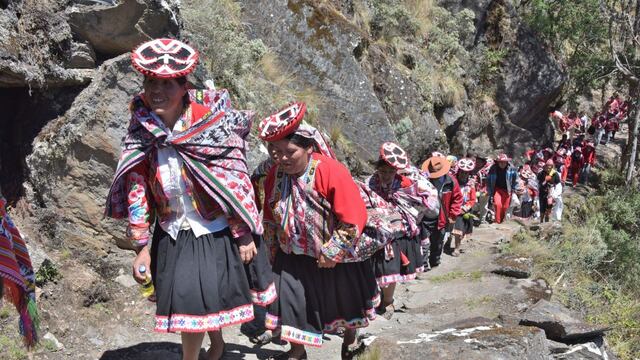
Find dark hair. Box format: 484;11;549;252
285;133;315;149
375;158;393;169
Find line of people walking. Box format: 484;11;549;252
101;39;629;360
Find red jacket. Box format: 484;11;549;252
583;146;596;165
430;174;463;230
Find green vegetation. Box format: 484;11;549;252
0;335;28;360
0;305;11;320
517;0;612;105
504;169;640;359
464;295;495;308
35;259;61;287
428;270;483;283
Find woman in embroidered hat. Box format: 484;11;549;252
259;102;379;359
486;153;518;224
420;156;462;268
450;158;477;256
537;159;563;223
105;38;276;360
365;142;438;318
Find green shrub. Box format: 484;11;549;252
35;259;61;287
505;177;640;359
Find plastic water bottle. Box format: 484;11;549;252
138;265;155;299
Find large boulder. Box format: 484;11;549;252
519;300;610;343
67;0;180;57
25;54;140;253
241;0;397;161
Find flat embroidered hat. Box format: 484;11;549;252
131;38;198;78
379;142;409;169
258;102;307;142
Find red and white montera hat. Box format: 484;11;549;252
258;102;307;142
131;38;198;78
379;142;409;170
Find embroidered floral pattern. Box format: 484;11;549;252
280;325;324;347
154;304;254;333
250;282;277;306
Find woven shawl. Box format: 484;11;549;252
105;89;263;235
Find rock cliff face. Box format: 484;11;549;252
0;0;567;268
0;1;568;355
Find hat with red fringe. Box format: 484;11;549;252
258;102;307;142
131;38;198;78
379;142;409;169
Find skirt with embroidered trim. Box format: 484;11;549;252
265;250;380;347
150;225;277;333
372;240;404;287
396;236;423;279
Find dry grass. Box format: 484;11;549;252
405;0;435;36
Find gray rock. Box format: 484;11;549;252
242;0;396;161
519;300;610;342
67;42;96;69
546;339;570;354
43;332;64;350
492;255;533;279
553;342;606;359
115;274;138;288
382;324;550;360
67;0;180;56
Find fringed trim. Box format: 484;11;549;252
154;303;254;333
280;325;323;348
1;279;39;347
250;282;277;306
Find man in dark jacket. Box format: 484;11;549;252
420;156;463;268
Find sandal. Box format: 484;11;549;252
249;331;273;345
376;301;395;320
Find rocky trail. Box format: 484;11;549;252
1;218;612;359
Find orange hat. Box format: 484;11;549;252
421;156;451;179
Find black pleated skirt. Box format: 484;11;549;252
372;236;423;287
265;251;380;347
453;215;474;236
150;225;276;333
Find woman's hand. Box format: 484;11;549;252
132;246;151;284
317;254;337;268
237;234;257;264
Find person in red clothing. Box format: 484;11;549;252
259;103;379;358
580;141;596;184
604;116;618;144
570;147;585;186
486;154;518;224
593;113;607;146
367;142;427;318
451;158;477;257
421;156;462;268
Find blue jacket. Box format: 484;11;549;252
487;164;518;198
